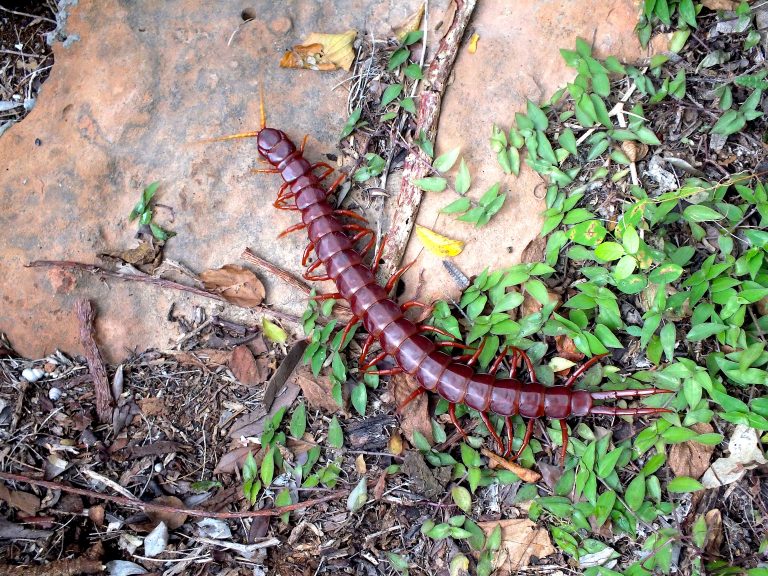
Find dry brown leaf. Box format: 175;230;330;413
166;348;232;369
280;30;357;72
214;445;261;475
146;496;188;530
555;334;585;362
481;448;541;483
229;345;267;386
701;0;738;9
669;422;716;479
100;239;162;270
138;396;166;417
200;264;265;308
477;519;556;571
393;3;425;41
704;509;724;554
293;364;345;414
0;483;41;515
520;236;547;264
390;372;432;444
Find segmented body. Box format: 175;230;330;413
255;126;671;461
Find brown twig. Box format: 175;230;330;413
0;471;348;518
75;299;112;423
26;260;304;326
241;247;311;294
379;0;477;280
1;558;104;575
480;448;542;484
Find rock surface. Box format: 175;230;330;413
0;0;649;361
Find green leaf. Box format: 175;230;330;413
399;98;416;115
381;84;404;107
594;490;616;526
276;488;292;522
594;242;625;261
683;205;724;222
454;158;471;195
616;274;648;294
402;30;424;46
262;318;287;343
340;108;364;138
388;47;410;70
667;476;703;493
633;126;661;145
625;473;646;511
412;430;432;451
592;72;611;98
433;147;461;173
558;129;578;156
567;220;608;246
290;402;306;438
711;109;746;136
351;382;367;416
143;181;160;204
686;323;727;341
649;262;683;284
413;177;447;192
451;486;472;513
526;99;549;131
441;197;471;214
404;63;423;79
387;552;409;574
260;446;275;486
328;416;344;448
347;477;368;512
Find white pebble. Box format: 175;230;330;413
21;368;44;382
143;521;168;557
48;387;62;401
154;462;163;473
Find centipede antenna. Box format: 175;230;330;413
590;388;673;400
259;84;267;129
590;406;674;416
196;131;261;144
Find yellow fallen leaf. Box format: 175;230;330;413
280;30;357;72
262;317;287;343
468;33;480;54
394;4;425;42
415;225;464;258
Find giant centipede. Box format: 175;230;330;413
224;98;673;464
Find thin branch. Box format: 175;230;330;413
26;260;305;326
379;0;477;281
0;471;348;519
241;247;311;294
75;299;112;423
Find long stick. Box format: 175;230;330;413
0;471;347;519
75;299;112;423
379;0;477;280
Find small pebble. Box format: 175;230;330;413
48;387;62;401
154;462;163;473
21;367;45;382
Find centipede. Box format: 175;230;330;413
222;96;673;464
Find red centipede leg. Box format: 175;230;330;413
504;416;514;458
366;367;404;376
559;420;569;465
303;260;331;282
335;209;368;223
401;300;428;312
510;346;537;382
513;418;536;461
371;234;388;273
361;351;388;371
339;318;360;349
299;134;308;153
327;173;345;193
351;229;376;256
448;403;468;439
310;292;342;301
490;345;510;375
420;325;459;340
397;387;425;412
302;243;315;266
562;353;608;388
252;166;281;174
384;260;417;294
358;334;375;365
480;411;504;453
277;222;308;238
467;338;487;367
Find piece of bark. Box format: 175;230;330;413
379;0;478;280
346;414;398;451
75;299;112;423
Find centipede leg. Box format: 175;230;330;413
252;166;281;174
510;346;537;382
304;260;331;282
327;173;345;193
302;242;315;266
366;367;404;376
480;411;504;453
467;338;487;367
358;334;375;365
559;420;569;464
397;387;425;412
513;418;535;461
310;292;342;301
401;300;428;312
448;403;468;439
371;234;388;273
384;260;417;294
335;209;368;223
420;325;459;340
361;351;388;371
339;318;359;349
562;353;608;388
277;222;308;238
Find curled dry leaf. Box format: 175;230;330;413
100;239;162;270
394;3;425;41
477;519;556;570
214;445;261;475
293;364;345;414
669;423;716;480
415;225;465;258
146;496;187;530
280;30;357;72
700;424;768;488
555;334;585;362
704;509;724;555
200;264;265;308
390;372;433;444
621;141;649;162
229;344;267;386
0;483;41;515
